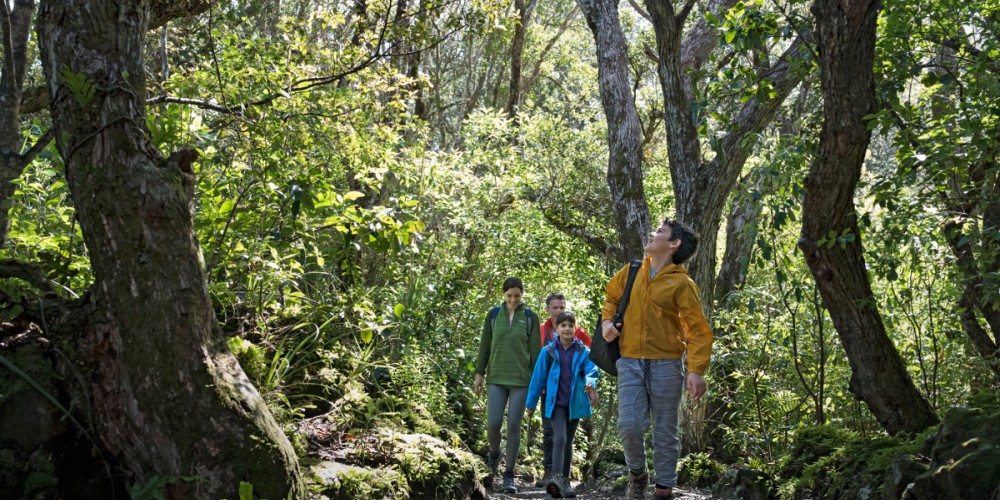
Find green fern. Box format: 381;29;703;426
59;65;96;105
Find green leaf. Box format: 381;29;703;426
239;482;254;500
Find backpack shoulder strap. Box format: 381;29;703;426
488;305;501;331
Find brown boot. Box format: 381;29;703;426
653;484;673;498
626;471;648;499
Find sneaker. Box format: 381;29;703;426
535;469;552;488
503;472;518;494
626;471;648;500
653;484;673;498
546;474;577;498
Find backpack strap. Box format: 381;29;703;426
488;305;502;331
490;305;535;339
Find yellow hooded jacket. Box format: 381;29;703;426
601;257;713;375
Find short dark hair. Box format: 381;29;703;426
502;277;524;293
545;292;565;306
555;311;576;326
664;218;699;265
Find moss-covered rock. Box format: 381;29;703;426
310;460;408;499
312;429;487;499
678;452;726;488
776;425;854;480
785;436;918;499
903;407;1000;500
883;454;929;499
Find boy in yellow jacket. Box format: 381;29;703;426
601;218;713;499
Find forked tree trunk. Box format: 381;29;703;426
798;0;938;434
37;1;305;497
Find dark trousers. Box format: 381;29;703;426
542;414;553;472
550;406;580;477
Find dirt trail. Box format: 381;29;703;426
488;477;712;499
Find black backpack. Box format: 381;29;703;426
589;259;642;376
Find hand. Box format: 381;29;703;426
601;320;621;342
687;373;707;401
474;373;484;395
526;407;535;417
585;384;598;407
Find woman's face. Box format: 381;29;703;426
503;287;523;310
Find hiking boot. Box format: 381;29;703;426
546;474;577;498
485;450;501;475
626;471;648;500
502;472;518;493
653;484;673;498
535;469;552;488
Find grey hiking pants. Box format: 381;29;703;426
617;357;685;488
487;384;528;475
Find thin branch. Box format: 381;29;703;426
522;6;580;94
0;259;60;295
626;0;652;22
543;212;624;261
19;128;54;164
677;0;699;26
146;96;233;114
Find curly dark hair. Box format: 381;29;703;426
664;218;700;265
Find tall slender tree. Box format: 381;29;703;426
797;0;938;434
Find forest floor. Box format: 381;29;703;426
489;476;712;499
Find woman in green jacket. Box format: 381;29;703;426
473;277;541;494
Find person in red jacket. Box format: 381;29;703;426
534;293;592;487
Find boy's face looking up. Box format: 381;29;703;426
556;320;576;341
644;222;678;256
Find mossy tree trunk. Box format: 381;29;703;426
36;0;305;497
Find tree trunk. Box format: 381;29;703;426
505;0;536;119
576;0;650;258
37;1;305;497
798;0;938;434
0;0;41;246
645;4;808;309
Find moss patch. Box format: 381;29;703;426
346;429;487;499
678;452;726;488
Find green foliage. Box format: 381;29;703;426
777;425;856;480
778;434;919;499
677;452;727;488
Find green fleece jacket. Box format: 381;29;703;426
474;303;541;387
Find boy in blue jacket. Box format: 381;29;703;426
526;311;599;498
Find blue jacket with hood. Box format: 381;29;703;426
526;338;600;420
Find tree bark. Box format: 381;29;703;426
576;0;650;258
0;0;42;246
797;0;938;434
37;1;305;497
505;0;537;119
644;0;809;309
